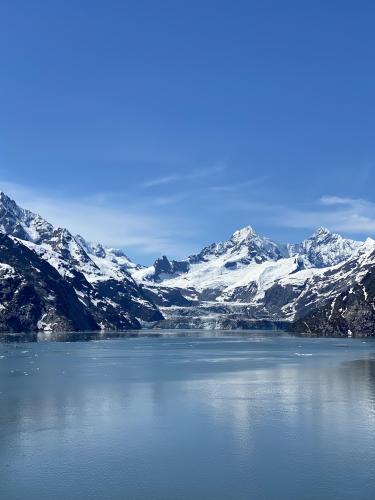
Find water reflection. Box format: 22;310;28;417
0;335;375;500
1;328;289;343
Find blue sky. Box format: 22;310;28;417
1;1;375;263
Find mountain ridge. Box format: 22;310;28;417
131;224;374;335
0;192;162;332
0;191;373;337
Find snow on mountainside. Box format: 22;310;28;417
0;233;100;333
0;191;373;336
189;225;287;264
133;225;373;332
75;235;141;275
0;192;54;243
289;239;375;336
133;225;287;284
288;227;362;268
0;192;162;332
133;225;363;300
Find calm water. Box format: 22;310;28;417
1;331;375;500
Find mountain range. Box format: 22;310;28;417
0;192;374;337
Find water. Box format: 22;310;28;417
1;331;375;500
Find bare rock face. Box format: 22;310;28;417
0;192;162;334
0;233;99;332
1;191;374;337
289;264;375;337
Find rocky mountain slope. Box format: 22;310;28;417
132;226;375;336
289;243;375;337
0;233;98;332
0;192;162;332
0;191;374;336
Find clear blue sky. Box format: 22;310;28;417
1;0;375;263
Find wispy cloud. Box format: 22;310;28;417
141;175;179;188
152;192;191;206
275;196;375;234
209;188;375;236
320;195;363;206
0;181;197;262
1;176;374;266
140;163;226;189
209;176;269;193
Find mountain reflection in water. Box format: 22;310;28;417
0;332;374;500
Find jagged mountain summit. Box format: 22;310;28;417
0;191;373;337
133;225;362;294
0;192;55;243
289;238;375;337
0;192;162;332
288;226;362;268
132;225;374;335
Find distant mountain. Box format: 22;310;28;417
0;191;374;336
287;227;362;268
133;225;375;336
0;192;162;332
289;240;375;337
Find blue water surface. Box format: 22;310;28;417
0;331;374;500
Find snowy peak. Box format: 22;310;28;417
136;225;288;285
0;192;162;329
75;234;139;271
0;191;54;243
134;224;366;316
231;225;257;242
0;192;22;216
0;195;98;273
0;194;138;275
312;226;332;238
139;224;362;288
75;235;107;258
190;225;285;265
288;228;362;268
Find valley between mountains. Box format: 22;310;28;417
0;192;374;337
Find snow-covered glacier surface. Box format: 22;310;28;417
132;224;374;331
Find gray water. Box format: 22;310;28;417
1;331;375;500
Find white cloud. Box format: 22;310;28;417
209;176;269;193
320;195;355;206
140;163;226;189
1;177;374;266
277;196;375;234
210;188;375;236
0;181;197;261
140;175;179;188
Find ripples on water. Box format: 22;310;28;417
0;331;375;500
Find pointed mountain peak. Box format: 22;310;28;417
0;191;55;243
311;227;332;238
0;191;22;214
231;225;257;241
0;191;13;202
75;234;105;257
289;227;363;268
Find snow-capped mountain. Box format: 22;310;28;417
0;191;373;337
289;239;375;337
136;225;286;285
0;233;99;333
0;192;55;243
133;225;375;335
133;225;363;303
287;226;362;268
0;192;162;332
